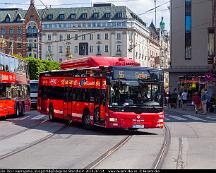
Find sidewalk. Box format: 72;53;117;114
164;106;216;116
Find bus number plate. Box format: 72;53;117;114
132;125;144;128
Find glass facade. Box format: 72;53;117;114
185;0;192;60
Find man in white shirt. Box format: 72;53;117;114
181;90;188;110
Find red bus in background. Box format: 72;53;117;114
37;57;164;129
0;53;31;118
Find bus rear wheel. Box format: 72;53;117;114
82;113;91;129
49;106;55;121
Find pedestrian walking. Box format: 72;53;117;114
201;90;208;115
181;90;188;110
177;93;182;108
205;90;211;113
192;92;201;114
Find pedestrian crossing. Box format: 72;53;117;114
165;113;216;122
7;113;216;123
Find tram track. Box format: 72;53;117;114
84;125;171;169
0;124;69;161
152;125;171;169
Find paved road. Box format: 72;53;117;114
163;109;216;169
0;110;216;169
0;111;163;169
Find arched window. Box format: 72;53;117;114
27;26;32;33
32;26;38;33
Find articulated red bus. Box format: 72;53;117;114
0;53;31;118
37;57;164;129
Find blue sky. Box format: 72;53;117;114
1;0;170;30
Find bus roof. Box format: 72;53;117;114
60;56;140;70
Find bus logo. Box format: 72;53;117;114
80;80;86;86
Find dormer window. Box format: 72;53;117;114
70;13;76;19
59;14;64;20
16;14;22;22
93;13;99;19
81;13;87;19
47;14;53;20
5;15;10;23
116;12;123;18
104;13;111;19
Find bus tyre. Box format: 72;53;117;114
82;113;91;129
20;104;24;116
49;106;55;121
15;105;20;117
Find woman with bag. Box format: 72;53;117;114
192;92;201;114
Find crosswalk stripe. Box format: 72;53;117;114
181;115;207;121
165;118;171;121
168;115;187;121
31;114;46;120
206;116;216;120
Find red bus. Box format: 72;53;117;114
0;53;31;118
37;57;164;129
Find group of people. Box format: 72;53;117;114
166;88;211;115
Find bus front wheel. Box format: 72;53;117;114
82;112;91;129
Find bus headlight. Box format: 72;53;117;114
157;119;164;123
109;118;117;122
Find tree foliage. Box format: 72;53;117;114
25;57;60;80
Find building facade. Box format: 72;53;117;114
169;0;215;99
0;0;41;58
40;3;150;66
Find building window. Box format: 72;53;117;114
82;34;86;40
105;45;109;52
47;14;53;20
17;38;22;49
48;45;52;52
81;13;87;19
74;46;78;53
117;33;121;40
48;34;52;41
75;34;78;40
97;45;101;54
90;45;94;53
90;34;93;40
59;46;63;53
105;33;109;40
104;13;111;19
67;34;70;40
93;13;99;19
9;27;14;35
30;16;34;21
59;34;63;41
1;28;6;35
97;34;100;40
70;13;76;19
5;16;10;23
59;14;65;20
185;0;191;60
117;45;121;52
116;12;123;18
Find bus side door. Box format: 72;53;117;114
63;78;72;121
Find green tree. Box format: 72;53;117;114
25;57;60;80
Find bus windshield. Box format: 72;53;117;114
30;83;38;93
109;81;163;107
